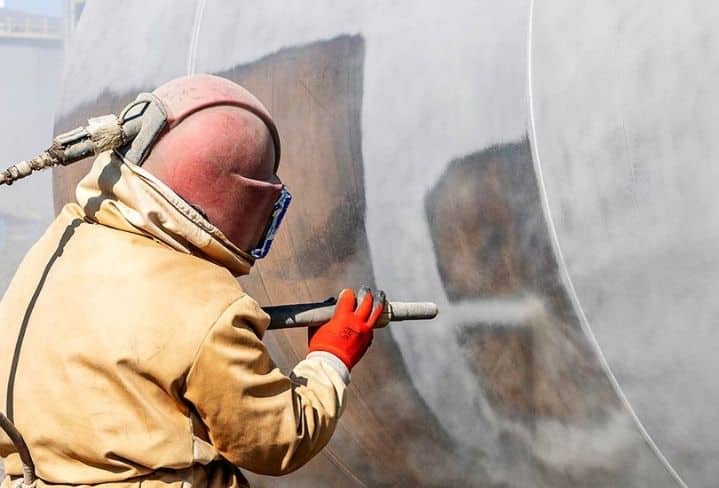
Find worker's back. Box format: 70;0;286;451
0;203;250;488
0;73;383;488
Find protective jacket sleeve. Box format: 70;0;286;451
183;294;347;476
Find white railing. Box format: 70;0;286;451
0;14;63;40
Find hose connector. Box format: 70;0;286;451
0;114;126;186
0;92;164;186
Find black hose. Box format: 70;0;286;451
0;412;36;486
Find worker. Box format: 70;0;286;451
0;74;385;488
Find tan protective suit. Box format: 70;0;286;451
0;152;348;488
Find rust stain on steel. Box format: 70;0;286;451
426;139;618;421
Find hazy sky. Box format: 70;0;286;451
3;0;63;17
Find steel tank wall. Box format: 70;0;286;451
531;2;719;486
52;1;703;486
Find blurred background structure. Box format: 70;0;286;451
0;0;65;296
3;1;719;486
0;2;68;480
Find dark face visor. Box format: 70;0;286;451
250;186;292;259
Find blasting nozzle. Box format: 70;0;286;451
264;300;439;330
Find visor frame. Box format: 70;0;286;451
250;186;292;259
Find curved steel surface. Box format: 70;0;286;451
51;1;705;486
530;2;719;486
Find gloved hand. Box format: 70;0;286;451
308;287;386;370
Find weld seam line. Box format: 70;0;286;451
526;2;687;486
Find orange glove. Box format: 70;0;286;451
308;287;386;370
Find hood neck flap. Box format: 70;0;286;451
75;151;254;276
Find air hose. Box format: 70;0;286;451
0;114;130;186
0;92;166;186
0;412;36;487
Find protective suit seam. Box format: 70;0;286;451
182;293;250;464
183;293;250;395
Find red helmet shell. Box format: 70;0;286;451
153;74;281;171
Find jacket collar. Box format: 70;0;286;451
75;151;254;276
